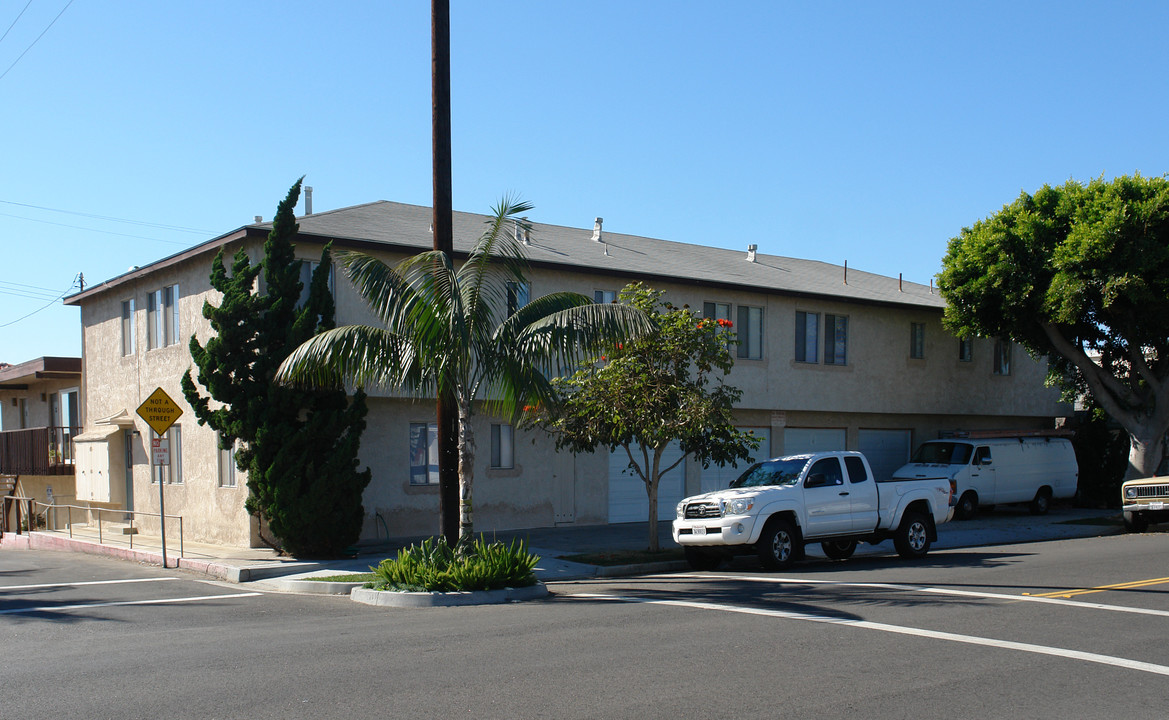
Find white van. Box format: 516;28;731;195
892;437;1078;520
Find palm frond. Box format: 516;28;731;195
274;324;433;395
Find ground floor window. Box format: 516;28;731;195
490;423;514;468
151;425;182;485
409;422;439;485
218;433;237;488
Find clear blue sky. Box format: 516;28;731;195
2;1;1167;361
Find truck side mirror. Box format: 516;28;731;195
806;473;827;488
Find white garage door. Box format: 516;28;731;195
700;428;772;493
783;427;846;455
858;429;912;482
609;443;684;523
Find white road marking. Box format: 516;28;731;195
0;592;261;615
664;573;1169;619
567;591;1169;677
0;577;181;592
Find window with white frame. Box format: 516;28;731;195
150;426;183;485
795;311;819;363
993;339;1012;375
507;281;530;316
910;323;925;359
594;289;617;304
147;284;179;349
736;305;763;359
490;423;514;468
121;299;135;356
217;433;237;488
824;314;848;365
409;422;439;485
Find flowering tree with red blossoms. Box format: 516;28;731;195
523;283;759;551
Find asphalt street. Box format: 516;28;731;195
2;534;1167;719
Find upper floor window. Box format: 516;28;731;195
490;423;514;469
703;302;731;324
121;299;136;356
736;305;763;359
147;284;179;349
824;314;848;365
507;282;530;316
993;339;1012;375
296;260;335;309
910;323;925;359
795;311;819;363
958;337;973;362
594;289;616;304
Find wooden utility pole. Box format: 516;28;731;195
432;0;459;544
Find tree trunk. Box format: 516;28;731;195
645;445;664;552
1125;424;1167;480
457;396;475;542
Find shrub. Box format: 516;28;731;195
370;535;539;592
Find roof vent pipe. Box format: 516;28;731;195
747;244;757;262
591;217;604;243
522;218;531;245
843;260;848;285
514;219;523;243
254;215;263;223
305;186;313;215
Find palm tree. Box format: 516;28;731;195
274;197;654;541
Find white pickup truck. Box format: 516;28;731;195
672;451;956;570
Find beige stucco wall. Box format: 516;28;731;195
79;243;255;546
74;234;1070;546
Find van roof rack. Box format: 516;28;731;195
941;429;1074;439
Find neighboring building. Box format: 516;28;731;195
63;201;1070;547
0;357;82;531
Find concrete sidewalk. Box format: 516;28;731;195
1;505;1126;591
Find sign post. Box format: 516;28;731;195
136;387;183;568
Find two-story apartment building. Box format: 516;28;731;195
63;200;1069;547
0;356;82;531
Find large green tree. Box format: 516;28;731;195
523;283;761;551
182;180;371;556
274;197;654;543
938;174;1169;479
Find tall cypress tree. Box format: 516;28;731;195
182;179;371;556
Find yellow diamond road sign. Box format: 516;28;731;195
136;387;184;436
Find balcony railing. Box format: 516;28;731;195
0;426;80;476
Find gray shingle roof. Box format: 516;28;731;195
294;200;945;311
67;199;944;311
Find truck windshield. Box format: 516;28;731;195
910;442;972;465
730;458;810;488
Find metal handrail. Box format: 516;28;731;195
8;498;184;559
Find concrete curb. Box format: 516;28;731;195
351;583;549;607
279;579;367;595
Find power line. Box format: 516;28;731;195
0;199;214;234
0;0;76;83
0;210;192;245
0;274;78;328
0;0;35;47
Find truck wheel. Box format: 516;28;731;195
955;491;978;521
894;513;931;559
821;539;857;561
757;517;798;571
684;547;723;571
1123;511;1149;533
1029;488;1052;516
